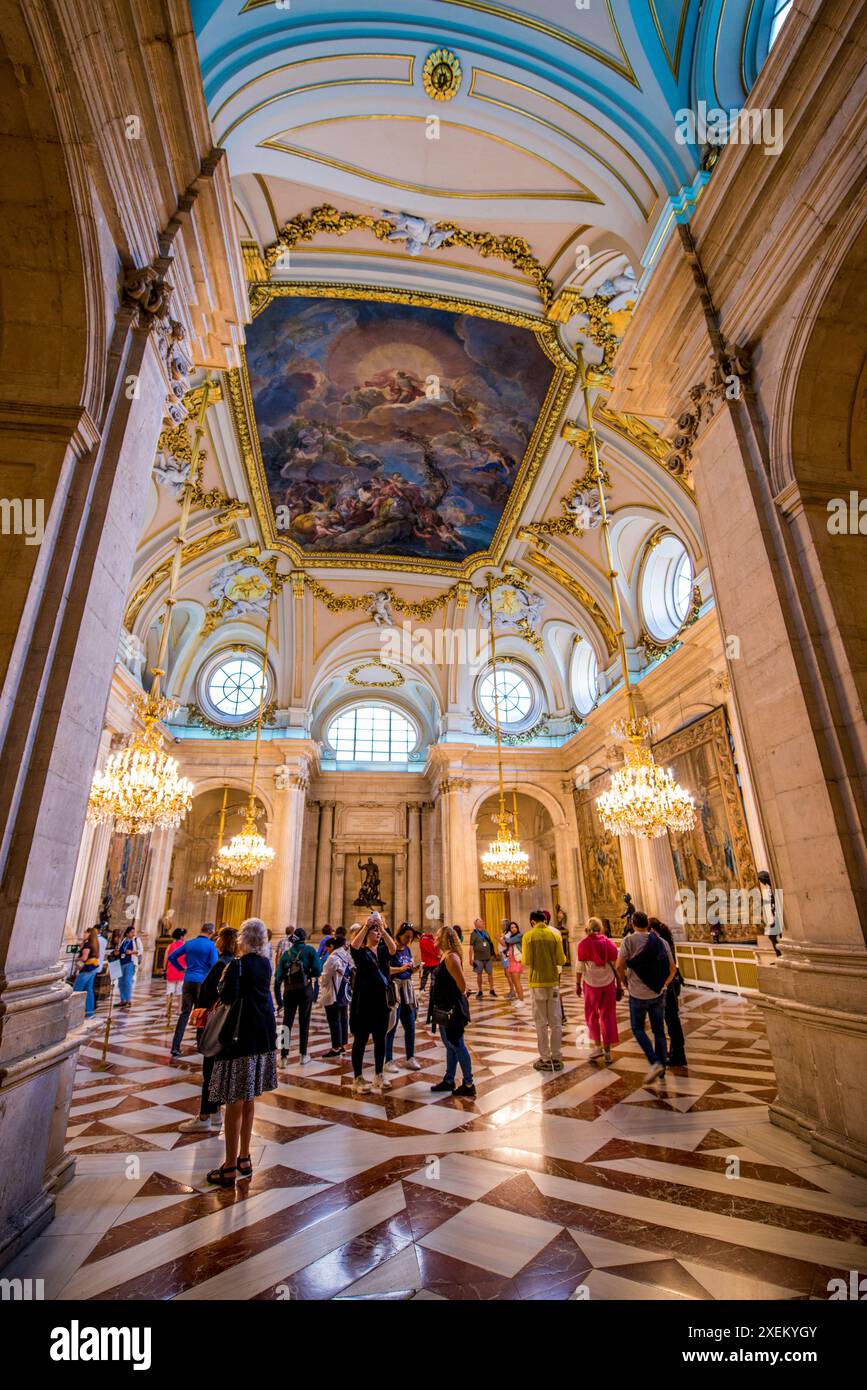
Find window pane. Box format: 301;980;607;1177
325;704;415;764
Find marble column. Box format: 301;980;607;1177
407;802;423;925
394;848;407;926
260;763;310;935
137;826;175;973
618;833;642;927
635;834;683;937
77;820;113;936
553;821;582;949
439;777;478;931
313;802;334;929
329;851;345;927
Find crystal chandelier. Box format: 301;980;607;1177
479;578;536;887
596;716;696;839
576;356;696;840
87;382;215;836
216;582;276;879
194;786;242;893
87;696;193;836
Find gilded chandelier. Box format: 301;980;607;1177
479;578;537;888
575;355;696;841
216;580;276;878
87;383;217;835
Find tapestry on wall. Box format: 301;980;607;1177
574;774;627;927
653;705;758;937
100;832;150;936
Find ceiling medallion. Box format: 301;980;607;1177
422;48;462;102
346;663;405;689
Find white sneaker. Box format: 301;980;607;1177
384;1060;400;1073
587;1046;604;1061
299;1055;311;1066
644;1062;665;1084
372;1073;392;1092
352;1076;372;1095
178;1115;211;1133
406;1057;422;1071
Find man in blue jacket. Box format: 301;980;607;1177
169;923;218;1057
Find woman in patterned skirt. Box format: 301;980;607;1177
206;917;277;1187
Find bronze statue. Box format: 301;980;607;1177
354;853;384;908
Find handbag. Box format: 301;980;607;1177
200;961;243;1057
190;1005;210;1029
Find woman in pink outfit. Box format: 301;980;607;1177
576;917;620;1062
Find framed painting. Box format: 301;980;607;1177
653;706;758;936
100;832;150;936
574;773;627;928
229;284;576;576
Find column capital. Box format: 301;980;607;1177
439;776;472;795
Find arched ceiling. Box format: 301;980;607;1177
119;2;778;741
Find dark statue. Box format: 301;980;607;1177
354;854;385;909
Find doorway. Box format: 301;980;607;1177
481;888;511;936
215;889;252;930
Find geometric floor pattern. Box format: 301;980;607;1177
9;974;867;1300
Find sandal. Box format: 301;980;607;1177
237;1155;253;1178
206;1164;238;1187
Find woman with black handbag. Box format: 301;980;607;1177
349;913;396;1095
428;926;475;1098
205;918;278;1187
178;926;237;1136
649;917;687;1068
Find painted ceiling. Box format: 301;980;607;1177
243;293;558;561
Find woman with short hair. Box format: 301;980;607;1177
428;926;474;1098
206;918;277;1187
576;916;620;1064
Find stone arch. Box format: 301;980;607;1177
470;779;567;833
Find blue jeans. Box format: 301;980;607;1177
119;960;135;1003
629;994;667;1068
386;1001;416;1061
439;1026;473;1085
73;966;97;1016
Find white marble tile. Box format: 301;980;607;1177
542;1069;619;1111
420;1201;561;1277
406;1153;521;1200
336;1243;422;1298
679;1261;799;1300
135;1083;202;1104
102;1105;191;1134
592;1156;866;1219
567;1229;667;1267
388;1103;476;1134
580;1269;695;1300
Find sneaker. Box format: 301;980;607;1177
406;1057;422;1071
644;1062;665;1085
321;1048;341;1058
453;1082;476;1098
489;991;496;997
587;1046;604;1061
476;990;483;998
299;1055;311;1066
430;1079;455;1093
533;1059;554;1072
178;1115;211;1133
170;1051;182;1059
603;1049;612;1064
384;1060;400;1073
352;1076;372;1094
372;1073;392;1092
551;1059;564;1071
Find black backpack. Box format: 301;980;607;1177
286;947;309;991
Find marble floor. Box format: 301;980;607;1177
9;974;867;1300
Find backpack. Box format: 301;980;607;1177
286;946;309;991
335;960;354;1008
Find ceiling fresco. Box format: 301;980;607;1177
241;293;559;563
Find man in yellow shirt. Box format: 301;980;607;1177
521;910;566;1071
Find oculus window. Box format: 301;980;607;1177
641;536;694;643
476;666;537;730
570;640;599;717
326;704;416;763
199;651;270;725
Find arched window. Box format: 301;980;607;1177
641;536;694;643
199;650;270;724
326;703;416;763
769;0;793;47
570;639;599;717
476;664;539;730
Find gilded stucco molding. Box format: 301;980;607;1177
665;342;752;481
124;523;240;628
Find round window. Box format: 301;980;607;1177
476;666;537;729
641;536;694;643
199;652;270;724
